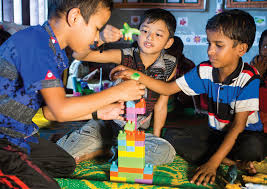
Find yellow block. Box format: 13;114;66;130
126;140;135;146
32;108;51;128
110;176;126;182
118;150;145;158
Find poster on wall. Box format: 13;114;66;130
178;34;207;46
131;16;141;25
254;16;266;27
177;17;188;27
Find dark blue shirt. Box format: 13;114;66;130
0;22;69;153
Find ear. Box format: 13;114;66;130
66;8;83;27
237;43;248;57
164;37;174;49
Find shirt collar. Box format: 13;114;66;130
133;48;166;70
212;58;244;85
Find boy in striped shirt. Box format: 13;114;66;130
110;9;267;186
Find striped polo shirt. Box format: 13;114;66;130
176;60;263;131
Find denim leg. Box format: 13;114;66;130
56;119;105;158
145;133;176;165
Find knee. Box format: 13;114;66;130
145;134;176;165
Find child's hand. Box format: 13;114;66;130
97;102;125;120
190;162;217;186
251;55;267;76
110;65;136;81
116;80;145;101
100;24;123;43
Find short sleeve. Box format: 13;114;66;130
175;66;206;96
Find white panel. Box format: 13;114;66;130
38;0;45;25
3;0;13;22
0;0;2;22
13;0;22;25
30;0;39;25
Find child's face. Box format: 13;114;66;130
260;36;267;56
137;19;173;56
206;29;244;70
70;7;111;60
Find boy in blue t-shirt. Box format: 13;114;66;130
57;8;177;165
0;0;145;188
110;9;267;186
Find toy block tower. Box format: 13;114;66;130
110;98;154;184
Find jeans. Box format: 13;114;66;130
57;119;176;165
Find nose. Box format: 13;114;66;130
146;32;154;41
207;44;215;56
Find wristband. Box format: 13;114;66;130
131;73;140;81
92;111;99;120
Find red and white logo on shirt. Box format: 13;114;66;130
51;37;57;44
45;70;56;80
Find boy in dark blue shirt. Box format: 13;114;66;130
111;9;267;186
0;0;145;188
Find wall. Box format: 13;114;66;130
108;0;267;65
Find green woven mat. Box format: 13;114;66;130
56;155;218;189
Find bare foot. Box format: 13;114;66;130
75;150;105;164
236;161;256;174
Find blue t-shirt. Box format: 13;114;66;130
0;22;69;153
176;60;262;131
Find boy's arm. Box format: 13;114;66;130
40;80;145;122
153;67;177;137
111;65;181;96
80;49;122;64
153;95;169;137
191;111;250;186
42;102;124;121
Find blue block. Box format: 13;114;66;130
118;139;126;146
126;146;135;152
110;161;118;172
144;164;153;174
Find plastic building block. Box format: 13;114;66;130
110;97;153;184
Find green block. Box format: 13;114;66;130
119;172;143;180
118;131;126;140
118;157;145;169
118;146;126;151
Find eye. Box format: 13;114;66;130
141;29;147;33
216;43;223;48
156;33;162;37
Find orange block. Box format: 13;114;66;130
118;167;144;174
144;174;153;180
136;98;146;108
110;171;118;177
126;131;135;141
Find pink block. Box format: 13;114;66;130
135;179;153;184
135;141;145;146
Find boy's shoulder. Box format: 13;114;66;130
10;25;48;48
243;62;260;76
162;53;176;63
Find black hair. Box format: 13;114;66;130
48;0;113;23
0;29;11;46
206;9;256;52
140;8;176;38
259;29;267;53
